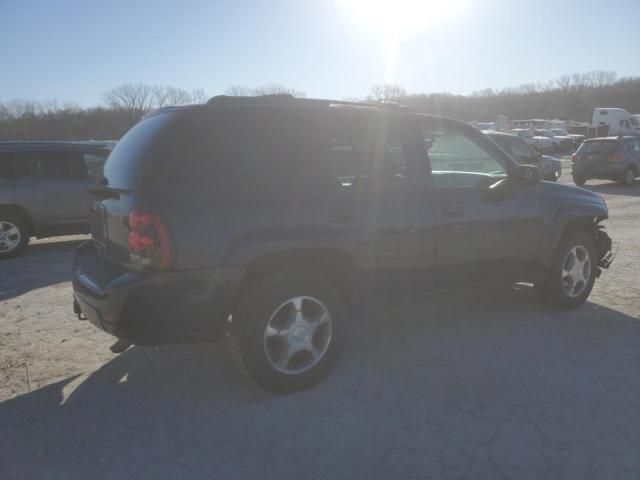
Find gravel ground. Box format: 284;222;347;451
1;170;639;479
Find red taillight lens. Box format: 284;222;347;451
127;209;175;271
571;154;579;162
607;153;623;161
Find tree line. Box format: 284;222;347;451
1;71;639;141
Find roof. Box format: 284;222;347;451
0;141;112;153
484;131;518;138
204;94;414;112
584;136;635;141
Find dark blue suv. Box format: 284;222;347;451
72;96;614;392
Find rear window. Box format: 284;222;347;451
103;112;174;190
578;141;619;154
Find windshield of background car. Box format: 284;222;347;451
424;124;507;177
578;140;619;154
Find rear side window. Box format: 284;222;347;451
11;151;86;179
578;141;618;154
166;109;307;202
324;114;375;187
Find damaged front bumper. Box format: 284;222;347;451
595;224;614;272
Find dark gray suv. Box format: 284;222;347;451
0;142;111;258
72;96;613;393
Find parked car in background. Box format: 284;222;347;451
511;128;555;154
572;136;640;186
534;129;574;153
72;96;613;393
551;128;584;149
0;141;111;258
485;131;562;181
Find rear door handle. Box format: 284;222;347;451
443;206;464;218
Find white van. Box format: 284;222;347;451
591;108;637;136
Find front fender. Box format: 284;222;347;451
537;183;609;268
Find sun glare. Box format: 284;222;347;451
337;0;470;37
337;0;470;81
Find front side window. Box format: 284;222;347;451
422;123;506;188
510;138;535;162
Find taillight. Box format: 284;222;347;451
607;153;623;161
571;154;579;162
127;209;175;271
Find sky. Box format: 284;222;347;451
1;0;638;106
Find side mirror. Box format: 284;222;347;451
513;164;541;186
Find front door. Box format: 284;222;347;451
416;119;544;288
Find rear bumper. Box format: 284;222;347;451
572;163;625;179
72;241;245;344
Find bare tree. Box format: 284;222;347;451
103;83;155;123
367;83;407;102
224;84;306;97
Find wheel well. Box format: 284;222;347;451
237;248;356;306
0;205;34;236
563;217;597;238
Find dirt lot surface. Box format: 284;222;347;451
2;171;639;479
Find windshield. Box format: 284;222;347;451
578;140;619;154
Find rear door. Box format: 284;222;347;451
367;114;436;298
0;153;14;205
12;151;89;229
39;151;90;223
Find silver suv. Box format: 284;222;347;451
0;142;111;258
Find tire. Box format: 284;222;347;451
534;230;597;310
620;167;635;187
229;270;345;393
573;175;586;186
0;213;29;259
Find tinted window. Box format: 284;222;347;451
166;108;307;202
104;112;173;190
40;154;72;178
423;123;506;189
12;153;42;177
325;114;374;187
578;141;619;154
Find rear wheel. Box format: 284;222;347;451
535;230;597;310
229;271;344;393
0;214;29;259
572;175;586;186
621;167;635;187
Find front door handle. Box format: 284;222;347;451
443;206;464;218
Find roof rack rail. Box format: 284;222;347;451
206;95;413;112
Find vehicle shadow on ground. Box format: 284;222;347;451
0;239;83;301
584;181;640;197
2;285;639;479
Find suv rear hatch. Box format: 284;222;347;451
89;110;180;272
574;140;620;166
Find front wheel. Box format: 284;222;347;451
535;231;597;310
229;271;344;393
620;167;635;187
572;175;586;186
